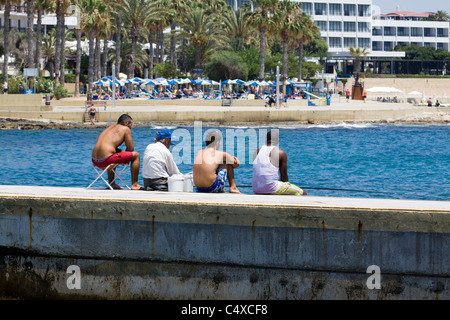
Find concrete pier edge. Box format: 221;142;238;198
0;186;449;299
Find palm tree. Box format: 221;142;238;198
121;0;156;79
0;0;21;82
223;4;253;51
271;0;302;94
249;0;278;83
429;10;449;21
34;0;52;70
176;4;228;79
25;0;34;68
110;0;124;76
41;29;56;80
349;46;368;86
82;0;107;97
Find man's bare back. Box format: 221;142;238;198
92;124;133;160
193;147;240;193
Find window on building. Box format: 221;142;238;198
302;2;313;15
372;27;382;36
358;38;370;48
437;28;448;37
329;37;342;48
411;27;422;37
315;20;327;31
372;41;382;51
384;42;393;50
344;38;356;47
384;27;396;36
344;4;356;16
397;27;409;37
344;22;355;32
329;3;341;15
358;22;370;33
314;3;327;15
329;21;342;32
358;4;370;17
424;28;435;37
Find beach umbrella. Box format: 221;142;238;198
194;79;218;86
222;79;245;85
132;77;145;83
245;80;260;86
408;91;423;96
118;73;127;79
366;86;403;93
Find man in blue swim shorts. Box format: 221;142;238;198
193;130;240;193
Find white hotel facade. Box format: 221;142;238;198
226;0;450;58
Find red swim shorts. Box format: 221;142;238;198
92;151;134;168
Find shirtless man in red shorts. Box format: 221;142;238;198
91;114;142;190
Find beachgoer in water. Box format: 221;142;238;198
91;114;142;190
193;130;240;193
252;130;306;196
142;129;180;191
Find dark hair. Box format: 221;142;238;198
267;130;279;145
205;130;221;147
117;114;133;125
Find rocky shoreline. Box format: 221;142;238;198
1;112;449;130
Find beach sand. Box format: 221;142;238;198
1;96;449;129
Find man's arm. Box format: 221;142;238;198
223;152;239;168
279;149;288;182
123;127;135;152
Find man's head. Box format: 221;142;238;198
155;129;172;148
205;130;221;149
266;130;279;146
117;114;133;127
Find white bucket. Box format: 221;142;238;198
168;174;184;192
183;174;194;192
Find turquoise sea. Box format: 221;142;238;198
1;123;449;201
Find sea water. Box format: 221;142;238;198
1;123;449;201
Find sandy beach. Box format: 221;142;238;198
1;95;449;129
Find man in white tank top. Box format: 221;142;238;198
252;130;306;196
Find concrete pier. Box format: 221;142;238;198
0;185;449;300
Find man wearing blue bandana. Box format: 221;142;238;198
142;129;181;191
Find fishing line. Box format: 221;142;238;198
229;184;394;195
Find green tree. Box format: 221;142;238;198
271;0;303;94
223;5;253;51
204;50;248;81
176;4;228;78
349;46;368;86
249;0;278;82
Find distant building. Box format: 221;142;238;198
373;11;449;51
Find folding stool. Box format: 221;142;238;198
87;163;131;190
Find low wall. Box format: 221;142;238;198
0;94;52;111
1;105;444;124
0;186;449;300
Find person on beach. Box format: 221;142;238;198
91;114;142;190
427;98;433;107
193;130;240;193
363;90;367;103
142;129;181;191
2;81;8;94
345;89;350;102
252;130;306;196
88;104;96;125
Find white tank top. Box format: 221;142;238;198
252;145;280;194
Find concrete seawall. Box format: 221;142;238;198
0;185;449;300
